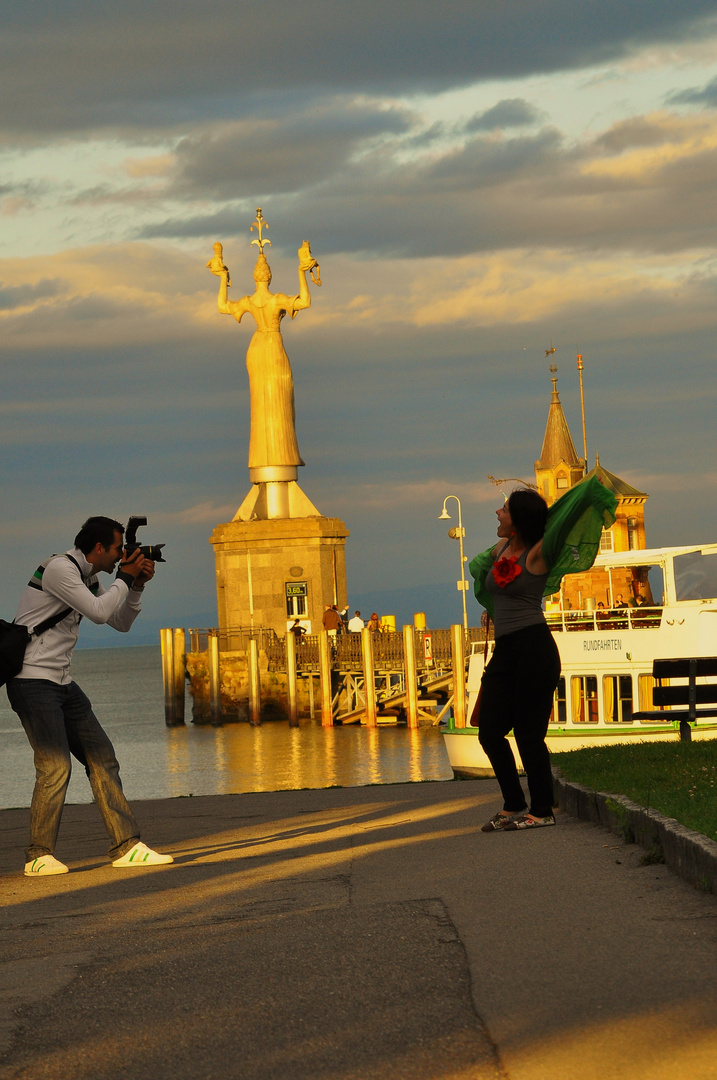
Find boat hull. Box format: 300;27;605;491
443;723;717;777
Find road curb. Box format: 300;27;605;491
553;769;717;895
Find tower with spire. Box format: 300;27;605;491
534;364;651;608
534;366;586;504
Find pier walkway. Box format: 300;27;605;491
2;780;717;1079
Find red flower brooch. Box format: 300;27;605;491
492;556;522;588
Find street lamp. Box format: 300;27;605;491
438;495;469;634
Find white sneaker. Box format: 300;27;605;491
24;855;69;877
112;842;173;868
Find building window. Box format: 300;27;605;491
550;677;567;723
570;676;598;723
557;475;568;489
603;675;633;723
599;528;614;553
285;582;307;618
627;516;638;550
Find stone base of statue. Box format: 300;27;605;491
210;512;349;636
234;466;322;523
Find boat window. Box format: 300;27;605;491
674;551;717;601
638;674;672;721
603;675;633;723
647;566;664;606
549;677;566;724
571;676;599;723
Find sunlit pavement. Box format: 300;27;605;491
1;778;717;1079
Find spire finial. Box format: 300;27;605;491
250;208;271;255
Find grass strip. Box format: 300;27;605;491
553;740;717;842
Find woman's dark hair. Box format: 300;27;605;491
507;489;548;548
74;516;125;554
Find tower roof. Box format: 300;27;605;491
584;458;647;498
536;371;582;469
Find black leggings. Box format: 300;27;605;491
478;622;561;818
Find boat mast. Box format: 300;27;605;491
577;351;588;472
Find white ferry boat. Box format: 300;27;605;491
442;542;717;776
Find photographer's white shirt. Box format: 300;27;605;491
13;547;142;685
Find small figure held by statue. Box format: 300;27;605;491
206;242;231;287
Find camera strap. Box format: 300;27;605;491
25;553;98;636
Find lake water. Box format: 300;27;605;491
0;645;454;810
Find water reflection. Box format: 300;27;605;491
132;720;454;803
0;646;455;809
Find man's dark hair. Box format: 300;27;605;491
507;489;548;548
74;516;125;554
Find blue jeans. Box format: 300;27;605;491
7;678;140;862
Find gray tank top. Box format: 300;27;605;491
486;546;548;638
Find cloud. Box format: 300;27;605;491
465;99;544;132
2;1;717;138
0;278;62;310
154;501;238;526
4;234;716;369
168;103;413;200
135;103;717;260
583;111;717;184
667;74;717;107
0;243;215;349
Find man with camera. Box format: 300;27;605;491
7;516;173;876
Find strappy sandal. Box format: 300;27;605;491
503;813;555;830
481;810;526;832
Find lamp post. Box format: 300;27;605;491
438;495;469;634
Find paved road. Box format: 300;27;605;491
2;779;717;1079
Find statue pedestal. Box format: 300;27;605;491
210;515;349;636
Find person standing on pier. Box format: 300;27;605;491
470;477;616;832
7;517;174;876
322;604;342;638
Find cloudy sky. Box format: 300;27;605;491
1;0;716;639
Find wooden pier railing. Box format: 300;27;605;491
161;625;488;729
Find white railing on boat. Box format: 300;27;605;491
545;607;663;633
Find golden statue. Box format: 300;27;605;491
208;209;322;520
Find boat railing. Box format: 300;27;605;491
545;606;663;633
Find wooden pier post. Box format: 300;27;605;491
318;630;333;727
160;628;181;726
172;627;186;726
285;631;299;727
403;624;419;729
248;637;261;725
451;624;467;728
208;632;221;725
362;627;377;728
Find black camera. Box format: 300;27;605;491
125;516;166;563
